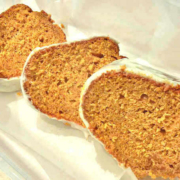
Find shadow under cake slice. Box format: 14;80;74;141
0;4;66;79
23;37;121;127
80;59;180;179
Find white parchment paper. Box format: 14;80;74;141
1;0;180;179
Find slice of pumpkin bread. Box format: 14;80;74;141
80;59;180;179
22;37;121;127
0;4;66;79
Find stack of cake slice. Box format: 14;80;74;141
2;4;180;180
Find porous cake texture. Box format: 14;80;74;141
80;60;180;179
23;37;121;127
0;4;66;79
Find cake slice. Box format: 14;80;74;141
80;59;180;179
0;4;66;91
22;37;121;127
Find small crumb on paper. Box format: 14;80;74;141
17;92;22;96
64;122;71;126
120;55;127;59
61;24;65;29
121;65;126;71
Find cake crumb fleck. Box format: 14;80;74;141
61;24;65;28
17;92;22;96
64;122;71;126
120;65;126;71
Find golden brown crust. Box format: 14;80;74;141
24;37;121;127
0;4;32;18
82;71;180;179
0;4;66;78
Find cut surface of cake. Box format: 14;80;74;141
22;37;121;127
80;59;180;179
0;4;66;79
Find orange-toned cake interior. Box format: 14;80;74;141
82;71;180;179
24;37;121;126
0;4;66;78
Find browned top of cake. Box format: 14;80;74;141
81;71;180;179
0;4;66;78
23;37;121;127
